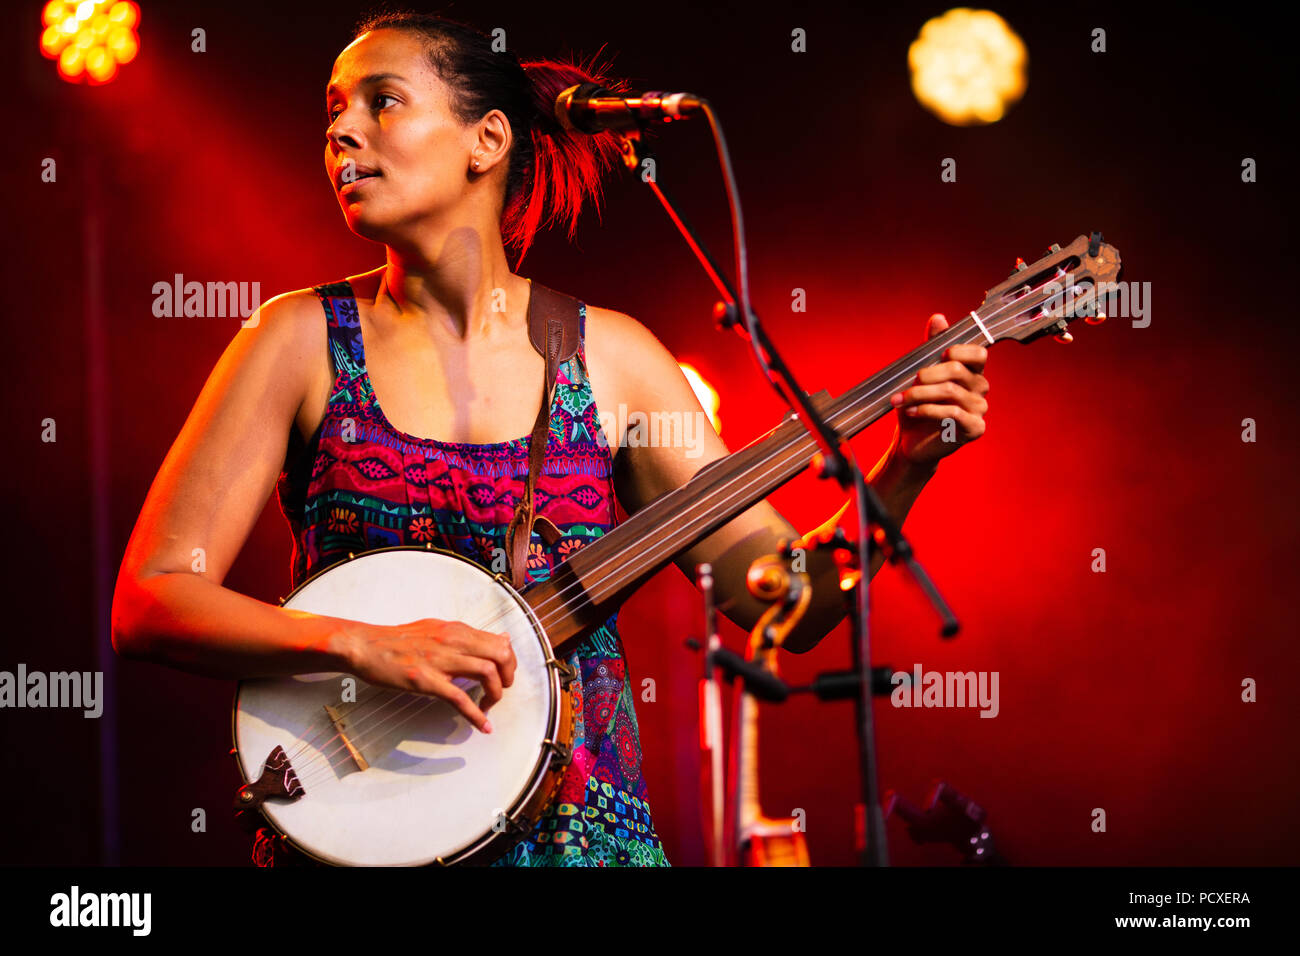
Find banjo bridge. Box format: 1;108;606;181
323;704;370;771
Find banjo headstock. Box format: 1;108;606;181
976;232;1123;345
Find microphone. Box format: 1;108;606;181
554;82;704;134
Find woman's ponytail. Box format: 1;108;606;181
506;57;629;267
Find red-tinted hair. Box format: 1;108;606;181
354;11;628;268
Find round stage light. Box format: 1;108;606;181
40;0;140;85
908;8;1027;126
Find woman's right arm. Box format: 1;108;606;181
110;292;514;731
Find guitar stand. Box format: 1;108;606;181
687;531;955;864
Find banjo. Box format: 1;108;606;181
232;234;1121;865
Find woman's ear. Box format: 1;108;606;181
474;109;512;172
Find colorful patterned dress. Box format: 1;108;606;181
256;279;670;867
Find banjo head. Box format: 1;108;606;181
233;547;564;866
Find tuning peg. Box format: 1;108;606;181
1084;310;1107;326
1007;257;1029;279
1054;330;1074;343
1046;243;1061;255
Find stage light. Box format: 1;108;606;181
679;363;722;433
908;8;1027;126
40;26;63;55
39;1;140;85
107;0;137;27
107;26;138;64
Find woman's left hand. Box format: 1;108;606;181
889;313;990;467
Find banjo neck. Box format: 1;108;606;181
528;318;989;657
527;232;1121;657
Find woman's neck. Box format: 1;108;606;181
376;231;526;341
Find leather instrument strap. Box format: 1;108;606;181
504;279;582;590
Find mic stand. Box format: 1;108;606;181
617;127;959;866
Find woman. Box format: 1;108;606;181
110;13;990;867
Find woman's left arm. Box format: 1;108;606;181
592;309;988;654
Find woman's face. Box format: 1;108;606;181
325;29;476;242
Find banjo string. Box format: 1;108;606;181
284;603;540;781
291;690;438;789
527;309;1009;628
281;582;541;769
282;685;402;768
291;654;518;788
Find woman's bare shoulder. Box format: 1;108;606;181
250;287;324;330
254;266;378;329
582;302;674;362
582;302;684;392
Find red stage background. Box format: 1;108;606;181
4;0;1295;865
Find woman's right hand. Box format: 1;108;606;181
339;618;517;733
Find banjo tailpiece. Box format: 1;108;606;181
234;745;305;833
